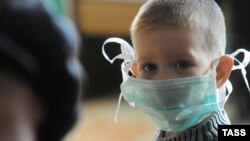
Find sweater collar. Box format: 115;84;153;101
154;109;231;141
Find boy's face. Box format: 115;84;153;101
133;27;213;80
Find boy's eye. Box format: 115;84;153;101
173;61;191;70
143;63;157;72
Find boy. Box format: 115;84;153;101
102;0;250;140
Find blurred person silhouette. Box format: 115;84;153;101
0;0;87;141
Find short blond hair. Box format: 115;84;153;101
130;0;226;55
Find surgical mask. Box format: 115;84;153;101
121;72;219;132
102;37;250;131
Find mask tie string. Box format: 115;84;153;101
102;37;136;123
225;48;250;102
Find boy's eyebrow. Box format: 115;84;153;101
169;51;195;57
137;52;197;64
165;48;195;57
136;51;158;60
136;55;157;62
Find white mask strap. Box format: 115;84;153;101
102;37;136;81
226;48;250;101
114;92;123;123
102;37;136;123
224;80;233;102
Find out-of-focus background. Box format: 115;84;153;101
59;0;250;141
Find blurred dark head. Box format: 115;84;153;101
0;0;87;140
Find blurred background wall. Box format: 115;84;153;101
61;0;250;140
76;0;141;98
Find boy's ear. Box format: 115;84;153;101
216;55;233;88
131;63;139;77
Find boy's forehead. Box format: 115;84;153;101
133;27;204;47
132;27;216;59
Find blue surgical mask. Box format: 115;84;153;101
121;73;220;132
102;37;250;132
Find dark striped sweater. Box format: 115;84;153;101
153;109;231;141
